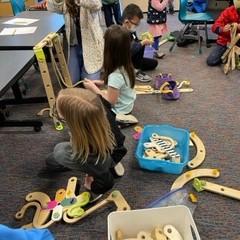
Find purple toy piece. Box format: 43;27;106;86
154;73;180;100
143;45;156;59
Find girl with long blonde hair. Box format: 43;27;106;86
40;88;127;194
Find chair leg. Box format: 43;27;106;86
169;24;190;52
205;22;211;48
196;25;202;54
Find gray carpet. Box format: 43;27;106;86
1;13;240;240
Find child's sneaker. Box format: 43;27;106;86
136;70;152;82
154;52;165;59
113;162;125;177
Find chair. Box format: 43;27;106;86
10;0;26;15
169;0;214;54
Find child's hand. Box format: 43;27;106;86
83;79;100;93
92;80;105;86
141;39;154;46
223;24;231;32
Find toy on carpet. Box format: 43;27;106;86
116;225;183;240
15;177;130;228
132;126;143;140
193;178;240;201
221;23;240;74
134;74;193;100
143;133;181;163
187;132;206;169
170;168;220;190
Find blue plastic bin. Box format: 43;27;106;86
135;124;190;174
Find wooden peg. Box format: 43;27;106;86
151;226;167;240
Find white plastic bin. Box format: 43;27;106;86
108;205;200;240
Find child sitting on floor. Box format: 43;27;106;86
39;88;127;194
206;0;240;66
84;25;136;115
121;4;158;82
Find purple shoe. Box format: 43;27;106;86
154;73;180;100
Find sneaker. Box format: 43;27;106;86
136;71;152;82
113;162;125;177
154;52;165;59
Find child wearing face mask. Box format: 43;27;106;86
122;4;158;82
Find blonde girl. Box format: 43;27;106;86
41;88;127;194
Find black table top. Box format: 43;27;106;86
0;50;34;96
0;11;64;50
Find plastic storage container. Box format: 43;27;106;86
108;206;201;240
135;124;190;174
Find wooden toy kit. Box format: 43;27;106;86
15;177;130;228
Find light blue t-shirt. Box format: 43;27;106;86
108;68;136;114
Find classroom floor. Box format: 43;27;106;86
0;13;240;240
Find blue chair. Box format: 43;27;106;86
10;0;26;15
169;0;214;53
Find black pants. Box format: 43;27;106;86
132;46;158;71
102;3;121;27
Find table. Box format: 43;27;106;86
0;10;64;50
0;50;44;131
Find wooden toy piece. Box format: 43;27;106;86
63;190;130;223
137;231;153;240
26;192;51;207
144;142;166;154
65;176;79;198
189;193;198;203
51;205;63;222
171;168;220;190
55;188;66;202
151;226;167;240
193;178;240;201
134;126;143;133
116;229;124;240
133;126;143;140
150;138;181;163
187;131;206;169
15;192;52;228
163;225;183;240
151;133;176;148
144;149;168;160
66;192;91;218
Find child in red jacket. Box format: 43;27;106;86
207;1;240;66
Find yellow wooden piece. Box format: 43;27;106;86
63;190;130;223
65;176;78;198
187;131;206;169
171;168;220;190
199;181;240;201
25;192;51;207
189;193;198;203
55;188;66;203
